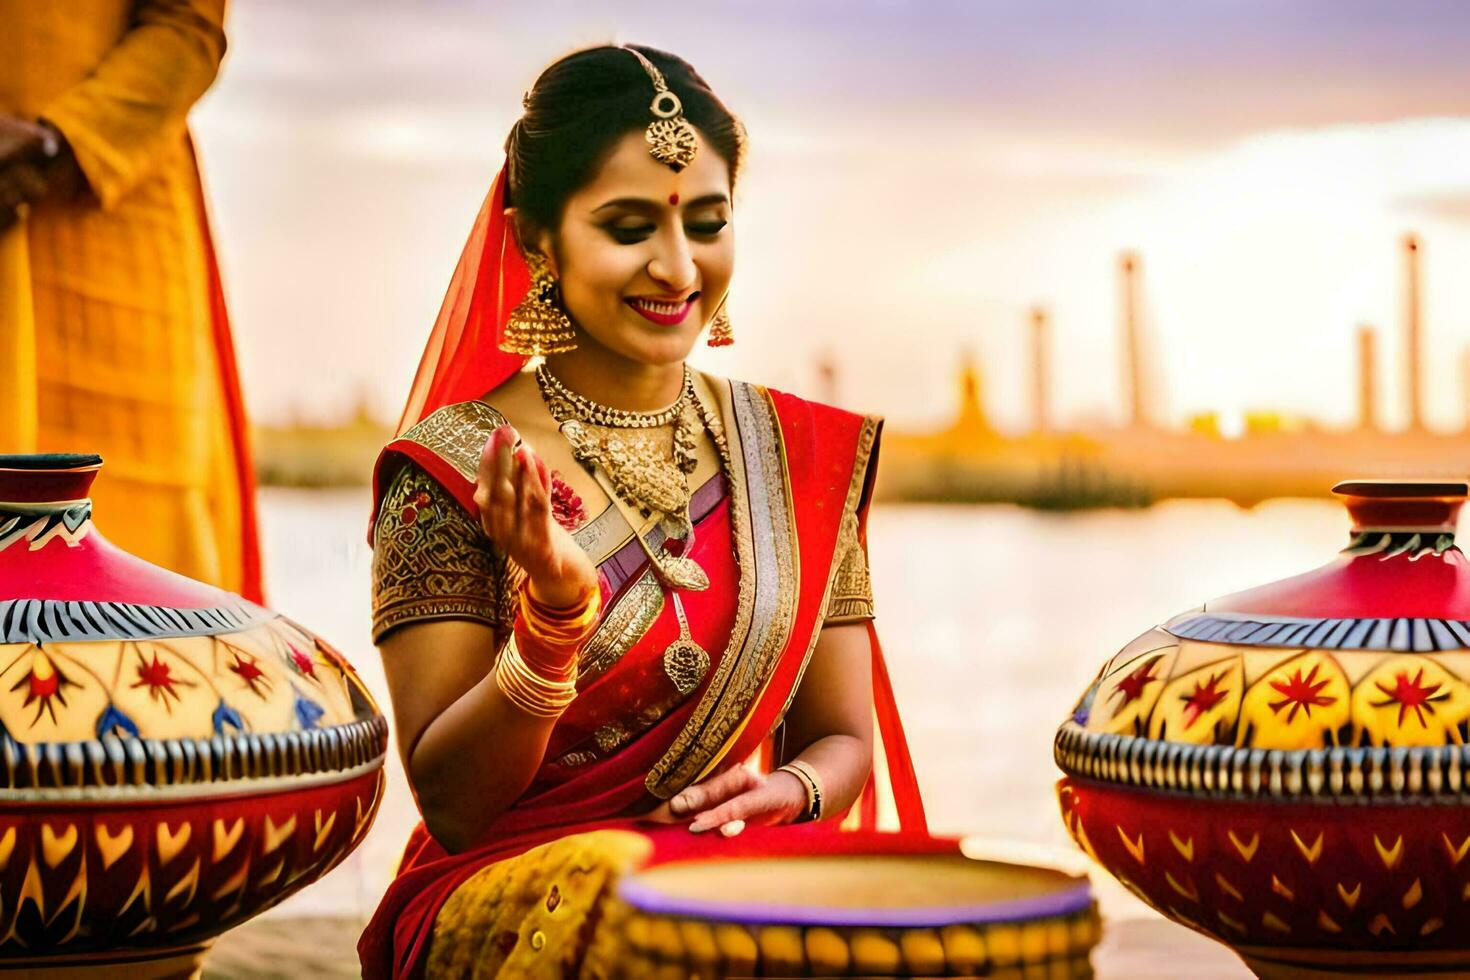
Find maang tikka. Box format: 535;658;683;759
621;45;698;172
500;250;578;356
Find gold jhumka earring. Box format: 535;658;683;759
501;251;577;356
707;295;733;347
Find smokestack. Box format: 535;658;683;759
1404;234;1424;431
1030;305;1050;434
1357;325;1378;431
1461;346;1470;434
1119;251;1145;428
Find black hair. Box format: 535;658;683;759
506;44;745;236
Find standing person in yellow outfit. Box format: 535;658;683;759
0;0;262;600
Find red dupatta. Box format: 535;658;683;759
392;164;529;437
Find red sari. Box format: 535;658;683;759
358;373;927;978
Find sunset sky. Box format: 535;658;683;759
194;1;1470;433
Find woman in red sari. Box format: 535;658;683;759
359;44;928;978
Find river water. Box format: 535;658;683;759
255;489;1350;972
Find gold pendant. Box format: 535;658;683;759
663;592;710;695
632;524;710;592
658;555;709;592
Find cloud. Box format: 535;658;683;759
1397;191;1470;224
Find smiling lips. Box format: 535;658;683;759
627;293;698;326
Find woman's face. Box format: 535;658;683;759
534;128;734;367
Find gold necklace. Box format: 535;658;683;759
536;364;689;429
538;368;737;696
537;365;701;539
650;392;733;692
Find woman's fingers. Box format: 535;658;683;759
472;428;595;602
513;448;536;538
473;426;504;533
668;765;760;819
686;767;811;833
474;425;525;545
687;783;776;834
524;449;552;524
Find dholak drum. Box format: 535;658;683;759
610;843;1099;978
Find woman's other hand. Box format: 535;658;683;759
474;424;597;609
0;117;82;231
644;764;808;837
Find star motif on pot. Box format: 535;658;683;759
1110;656;1162;708
228;650;272;699
1180;670;1230;730
1372;667;1449;728
11;651;80;727
130;650;194;709
1268;665;1335;723
287;643;317;678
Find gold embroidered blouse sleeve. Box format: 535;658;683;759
370;462;514;644
824;509;875;625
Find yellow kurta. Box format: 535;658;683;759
0;0;257;597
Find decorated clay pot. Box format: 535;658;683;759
1056;478;1470;978
0;454;386;976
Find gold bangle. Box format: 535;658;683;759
520;581;602;643
777;760;824;822
495;634;578;718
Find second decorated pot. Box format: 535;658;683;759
1056;479;1470;977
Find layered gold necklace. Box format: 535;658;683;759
537;365;702;541
537;365;735;693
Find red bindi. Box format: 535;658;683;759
668;193;679;205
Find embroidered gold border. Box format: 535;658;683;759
578;569;665;684
373;598;502;645
398;401;510;481
766;414;882;733
645;379;799;797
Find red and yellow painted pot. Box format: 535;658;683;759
0;455;386;976
1056;479;1470;978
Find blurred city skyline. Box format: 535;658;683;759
195;0;1470;433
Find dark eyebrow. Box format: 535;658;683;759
592;193;729;214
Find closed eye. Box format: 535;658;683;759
687;219;728;239
604;220;728;245
606;224;656;245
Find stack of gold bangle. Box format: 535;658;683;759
496;634;578;718
519;583;602;646
777;760;824;822
495;583;602;719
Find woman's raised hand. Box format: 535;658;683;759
474;424;597;609
644;764;809;837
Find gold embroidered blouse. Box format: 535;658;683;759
824;509;876;625
370;461;518;645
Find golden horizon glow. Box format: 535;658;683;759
194;3;1470;437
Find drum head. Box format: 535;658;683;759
618;853;1092;928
